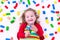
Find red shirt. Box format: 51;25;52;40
17;22;44;40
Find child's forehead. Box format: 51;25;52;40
25;11;35;15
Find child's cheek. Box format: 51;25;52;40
25;18;29;23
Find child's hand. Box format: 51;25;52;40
30;25;38;32
24;31;30;37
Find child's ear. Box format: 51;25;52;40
37;15;39;19
36;14;39;19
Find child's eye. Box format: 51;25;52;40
27;16;29;18
31;15;33;17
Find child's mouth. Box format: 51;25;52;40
29;19;33;21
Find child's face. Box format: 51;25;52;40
25;11;36;25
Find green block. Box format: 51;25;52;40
30;33;37;36
1;1;4;4
27;0;31;5
57;17;60;21
50;24;54;28
57;14;60;17
10;20;15;24
57;18;59;21
6;13;10;15
13;17;16;19
6;26;9;31
31;30;35;33
20;0;22;2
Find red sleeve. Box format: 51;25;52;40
35;23;44;40
17;23;27;40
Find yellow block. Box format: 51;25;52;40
0;17;3;22
0;8;3;13
54;0;57;4
37;10;40;15
44;34;48;38
2;0;6;2
45;19;49;24
16;11;20;16
57;27;60;32
2;13;6;16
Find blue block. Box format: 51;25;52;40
33;1;36;4
12;1;16;3
49;33;54;36
45;17;48;19
51;17;53;21
51;10;55;13
52;4;55;10
0;25;5;28
8;1;10;4
41;0;44;2
26;4;28;7
10;10;14;12
22;2;25;4
6;38;10;40
43;11;46;14
44;28;47;31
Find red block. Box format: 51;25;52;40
58;0;60;2
47;4;50;8
14;3;18;9
4;5;8;9
58;22;60;25
0;30;3;32
36;4;40;7
42;6;45;9
55;11;59;14
51;37;55;40
55;31;57;34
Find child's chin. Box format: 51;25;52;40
29;22;34;25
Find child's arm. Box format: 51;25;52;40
17;23;27;40
35;23;45;40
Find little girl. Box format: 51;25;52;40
17;8;44;40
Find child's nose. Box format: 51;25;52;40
30;17;33;19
